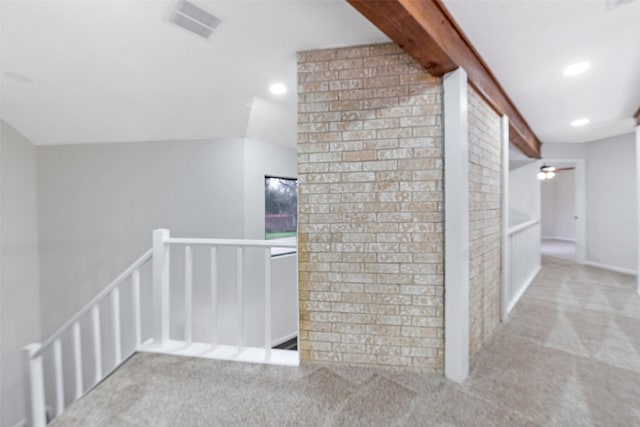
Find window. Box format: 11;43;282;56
265;176;297;255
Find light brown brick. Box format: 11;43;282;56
298;43;444;372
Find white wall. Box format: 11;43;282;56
33;137;298;410
541;169;576;241
243;138;297;240
508;161;540;226
243;138;298;345
543;134;638;273
542;142;586;159
36;139;247;337
3;98;299;422
540;176;555;237
1;121;42;427
36;137;298;335
586;135;637;272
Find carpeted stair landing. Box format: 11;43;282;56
51;256;640;426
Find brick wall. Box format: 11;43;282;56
297;43;444;371
468;87;502;356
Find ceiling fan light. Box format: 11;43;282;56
537;172;547;180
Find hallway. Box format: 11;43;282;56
52;257;640;426
541;239;576;262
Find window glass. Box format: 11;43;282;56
265;176;297;240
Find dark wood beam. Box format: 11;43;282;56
635;107;640;126
347;0;542;158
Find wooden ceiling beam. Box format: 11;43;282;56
347;0;542;158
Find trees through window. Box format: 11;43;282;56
265;176;297;240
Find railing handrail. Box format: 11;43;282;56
24;230;301;426
165;237;297;248
35;248;153;357
508;218;540;235
34;236;294;356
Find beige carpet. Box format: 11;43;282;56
52;256;640;426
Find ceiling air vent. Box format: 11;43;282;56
169;0;221;39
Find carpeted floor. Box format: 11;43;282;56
52;255;640;426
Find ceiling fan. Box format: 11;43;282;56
537;164;575;181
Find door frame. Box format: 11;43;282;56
539;157;586;264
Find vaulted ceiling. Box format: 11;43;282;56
1;0;639;150
0;1;387;147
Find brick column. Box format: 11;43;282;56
468;88;503;356
297;44;444;371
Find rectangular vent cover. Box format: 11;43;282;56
169;0;221;39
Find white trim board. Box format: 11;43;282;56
140;340;300;366
541;236;576;242
506;265;541;315
11;419;26;427
636;125;640;294
500;115;510;322
443;68;470;384
583;260;637;276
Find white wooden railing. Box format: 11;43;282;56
23;249;152;427
23;229;298;426
141;229;298;365
504;219;541;315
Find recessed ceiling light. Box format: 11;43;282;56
269;83;286;95
563;62;590;77
571;118;589;127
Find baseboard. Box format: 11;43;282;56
506;264;541;315
541;236;576;242
11;419;26;427
582;260;637;276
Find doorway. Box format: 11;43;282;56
539;159;586;263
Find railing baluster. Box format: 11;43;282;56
111;287;122;365
131;269;141;348
185;245;193;346
72;322;83;399
506;221;542;315
264;248;272;360
512;234;515;301
91;305;102;383
53;338;65;416
210;247;218;347
524;231;527;280
22;234;301;426
23;344;47;427
152;229;171;346
237;247;244;349
517;232;521;289
20;248;156;423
